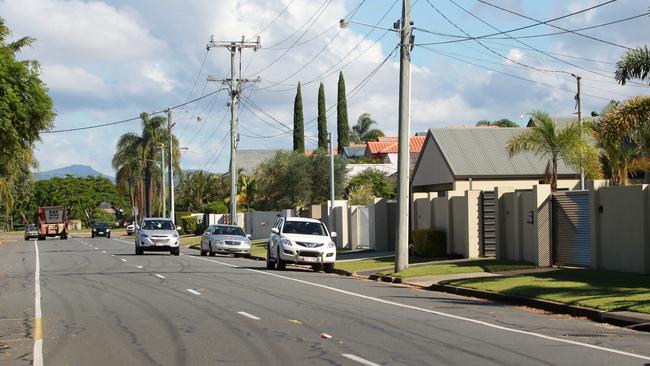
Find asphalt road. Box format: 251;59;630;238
2;236;650;366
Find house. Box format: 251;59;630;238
411;128;580;193
342;145;367;160
365;136;426;169
237;149;286;175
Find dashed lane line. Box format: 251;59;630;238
120;259;127;262
154;274;166;279
341;354;380;366
237;311;261;320
186;289;201;295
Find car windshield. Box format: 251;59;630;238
213;226;245;236
26;224;37;230
282;221;327;236
95;222;108;229
142;220;174;230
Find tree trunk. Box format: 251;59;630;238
144;163;152;218
551;158;558;191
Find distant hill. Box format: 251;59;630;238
34;165;115;182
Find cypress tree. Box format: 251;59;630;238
317;83;328;150
337;71;349;153
293;82;305;153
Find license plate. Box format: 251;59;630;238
302;257;318;262
98;232;104;235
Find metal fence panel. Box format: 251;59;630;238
480;191;497;257
552;191;591;267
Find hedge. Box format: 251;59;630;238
412;229;446;258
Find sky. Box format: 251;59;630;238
2;0;649;176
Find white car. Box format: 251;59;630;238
135;218;180;256
200;224;252;257
126;223;139;235
266;217;337;272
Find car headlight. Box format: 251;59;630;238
214;240;224;245
328;242;336;249
173;233;179;238
281;238;292;247
140;233;148;238
106;229;110;232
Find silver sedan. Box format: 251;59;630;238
200;224;251;257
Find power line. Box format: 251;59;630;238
42;88;227;134
252;0;299;38
417;0;619;46
477;0;634;50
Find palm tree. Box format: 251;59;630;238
615;46;650;85
351;113;385;143
507;111;601;191
237;174;256;211
112;113;180;219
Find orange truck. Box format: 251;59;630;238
37;206;69;240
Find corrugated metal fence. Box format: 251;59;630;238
480;190;497;257
552;191;591;267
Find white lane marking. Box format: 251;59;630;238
136;266;144;269
120;259;127;262
237;311;260;320
94;247;98;250
102;251;107;254
184;256;650;362
186;289;201;295
185;255;239;268
33;241;43;366
342;354;380;366
114;238;132;245
154;274;165;279
111;254;115;257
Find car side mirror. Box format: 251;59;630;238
271;227;279;234
246;234;252;239
330;232;337;238
177;226;182;231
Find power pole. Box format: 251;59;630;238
328;132;335;232
572;74;585;190
166;109;176;223
207;35;260;226
161;147;166;218
395;0;414;273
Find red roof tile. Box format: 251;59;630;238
367;136;425;154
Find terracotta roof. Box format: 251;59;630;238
367;136;425;154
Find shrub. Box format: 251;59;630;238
180;216;197;235
194;222;207;236
411;229;446;258
175;211;190;225
348;183;374;206
202;201;228;214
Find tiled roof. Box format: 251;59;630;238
367;136;426;154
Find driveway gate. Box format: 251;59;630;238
552;191;591;267
480;190;496;257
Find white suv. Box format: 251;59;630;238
266;217;337;272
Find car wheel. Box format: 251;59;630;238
265;246;275;269
24;237;28;241
276;248;286;271
324;263;335;273
107;234;111;239
311;264;323;272
200;247;206;256
171;248;180;256
209;243;215;257
91;233;95;238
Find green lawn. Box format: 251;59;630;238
379;259;537;278
335;256;439;274
181;234;202;249
250;239;267;258
448;269;650;314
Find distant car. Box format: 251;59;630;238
135;218;180;256
24;224;40;241
92;222;111;238
126;223;139;235
266;217;337;273
200;224;252;257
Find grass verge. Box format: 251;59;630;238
181;234;202;249
447;269;650;314
379;259;537;278
250;239;267;258
336;256;439;274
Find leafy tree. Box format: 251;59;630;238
0;19;54;228
337;71;349;153
202;201;228;214
293;82;304;153
351;113;385;142
615;46;650;85
253;151;346;211
346;168;396;199
176;170;229;212
237;174;256;211
112;112;179;219
507;111;601;191
476;118;519;127
32;176;127;227
317;83;328;150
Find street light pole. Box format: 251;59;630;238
395;0;413;273
572;74;585;190
160;146;166;218
166;109;176;223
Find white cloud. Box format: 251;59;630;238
40;64;109;97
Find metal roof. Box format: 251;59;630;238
429;128;578;178
237;149;286;174
343;145;366;158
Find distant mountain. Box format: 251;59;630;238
34;165;115;182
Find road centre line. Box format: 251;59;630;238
183;255;650;362
136;266;143;269
187;289;201;295
120;259;127;262
237;311;261;320
154;274;165;279
102;251;106;253
33;241;43;366
342;354;380;366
